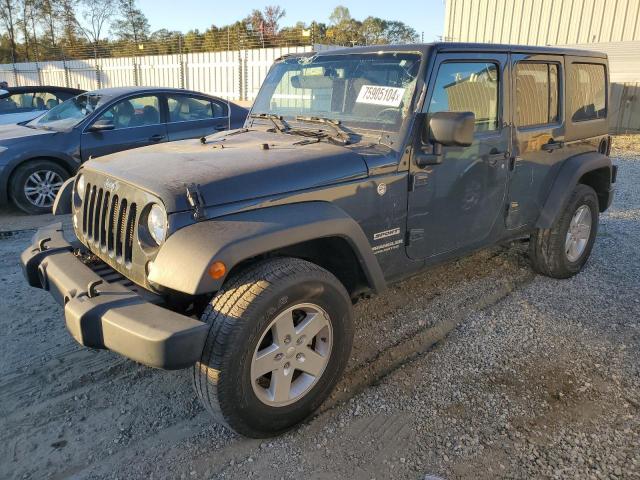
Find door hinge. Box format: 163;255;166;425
407;228;425;245
411;173;429;191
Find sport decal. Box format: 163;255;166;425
373;227;400;241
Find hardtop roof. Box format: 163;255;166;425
312;42;607;59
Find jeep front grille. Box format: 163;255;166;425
82;183;137;264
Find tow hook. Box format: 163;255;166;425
87;280;103;298
38;237;52;252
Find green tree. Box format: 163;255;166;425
361;16;387;45
329;5;351;25
385;20;418;43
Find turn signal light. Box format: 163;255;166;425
208;261;226;280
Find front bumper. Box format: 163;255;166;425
20;223;209;369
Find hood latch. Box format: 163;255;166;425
186;183;206;221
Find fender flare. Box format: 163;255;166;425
148;201;387;295
536;151;612;229
52;177;74;215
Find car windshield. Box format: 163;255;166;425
27;93;108;131
251;52;422;140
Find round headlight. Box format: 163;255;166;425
76;174;85;200
147;203;167;245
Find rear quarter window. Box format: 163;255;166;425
568;63;607;122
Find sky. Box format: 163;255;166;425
137;0;446;42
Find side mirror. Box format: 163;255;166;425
416;111;475;167
88;118;115;132
429;111;475;147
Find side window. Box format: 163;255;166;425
0;95;19;112
34;92;60;110
429;62;499;132
167;95;223;122
8;93;35;110
515;62;560;127
569;63;606;122
96;95;161;129
211;99;228;118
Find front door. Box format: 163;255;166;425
80;94;168;160
406;53;511;260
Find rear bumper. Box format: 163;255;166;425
20;223;208;370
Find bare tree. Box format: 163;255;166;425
77;0;115;45
0;0;19;62
262;5;285;37
58;0;81;45
38;0;60;48
112;0;150;44
18;0;33;61
23;0;40;61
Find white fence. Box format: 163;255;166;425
0;45;335;102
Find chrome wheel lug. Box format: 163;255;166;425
274;353;284;361
296;352;305;362
284;334;291;344
296;335;306;345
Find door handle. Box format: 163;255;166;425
149;134;165;142
541;140;563;152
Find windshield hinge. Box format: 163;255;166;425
186;183;206;221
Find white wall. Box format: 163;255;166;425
0;45;336;101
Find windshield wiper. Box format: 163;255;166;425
294;116;352;145
249;112;290;133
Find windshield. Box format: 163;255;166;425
27;93;108;131
252;52;422;139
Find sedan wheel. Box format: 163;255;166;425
23;170;64;208
10;160;70;214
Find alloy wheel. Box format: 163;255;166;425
251;303;333;407
565;204;592;262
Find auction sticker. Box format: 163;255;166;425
356;85;406;107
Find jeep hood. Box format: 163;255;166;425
84;130;370;212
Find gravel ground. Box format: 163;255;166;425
1;136;639;479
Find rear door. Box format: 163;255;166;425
165;93;229;141
406;52;511;259
507;53;568;229
80;94;167;160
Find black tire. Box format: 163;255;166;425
10;160;69;215
529;184;599;279
193;257;354;438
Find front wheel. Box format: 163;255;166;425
529;184;599;279
193;257;354;437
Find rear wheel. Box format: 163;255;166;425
529;184;599;278
193;257;354;437
10;160;69;214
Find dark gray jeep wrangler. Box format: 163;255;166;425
22;43;616;437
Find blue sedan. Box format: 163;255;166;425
0;87;248;214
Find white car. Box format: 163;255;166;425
0;86;85;125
